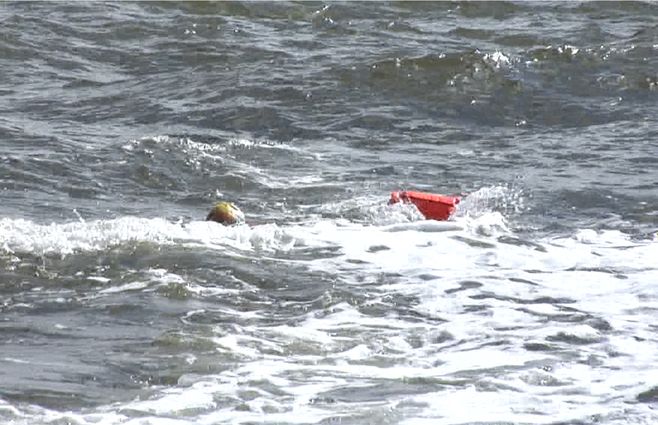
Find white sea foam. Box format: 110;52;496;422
1;200;657;424
0;217;298;257
483;50;511;68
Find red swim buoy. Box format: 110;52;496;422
389;190;461;221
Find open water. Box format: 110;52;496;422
1;2;657;424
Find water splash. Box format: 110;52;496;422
456;185;526;218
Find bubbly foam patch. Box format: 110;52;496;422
1;202;657;424
0;217;297;257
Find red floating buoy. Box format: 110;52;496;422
389;190;461;221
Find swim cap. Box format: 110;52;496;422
206;201;245;225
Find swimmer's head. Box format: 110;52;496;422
206;201;245;225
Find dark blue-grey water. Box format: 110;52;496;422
1;2;657;424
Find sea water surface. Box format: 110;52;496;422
1;2;657;424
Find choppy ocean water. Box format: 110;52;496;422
1;2;657;424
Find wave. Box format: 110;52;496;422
0;216;296;259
